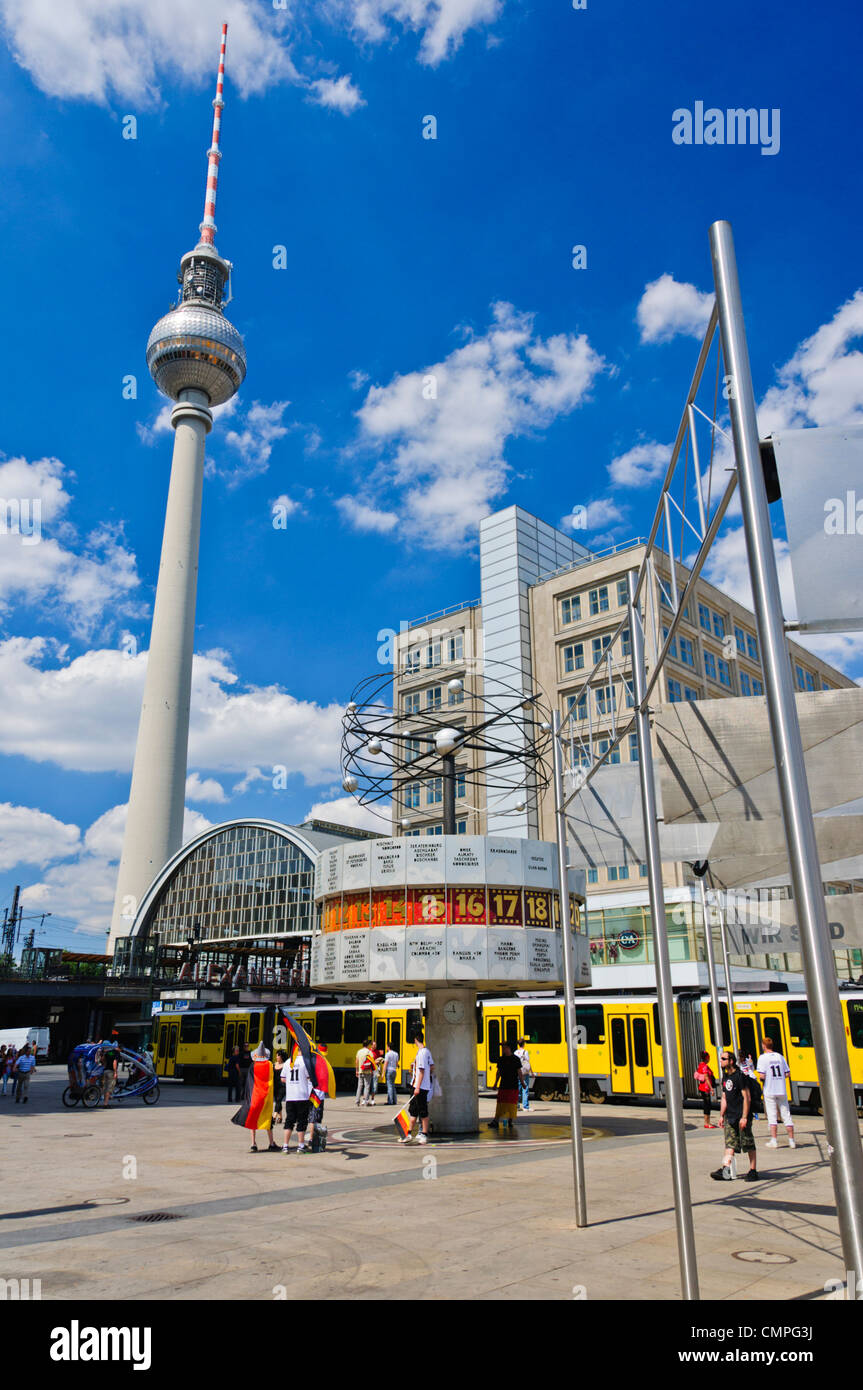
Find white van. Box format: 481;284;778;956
1;1026;50;1060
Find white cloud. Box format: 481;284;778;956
222;401;291;484
637;273;714;345
562;497;627;533
0;456;144;637
232;767;269;795
20;802;212;937
0;639;345;783
304;793;389;832
185;772;227;803
348;369;370;391
336;496;399;533
703;526;863;674
308;73;365;113
0;802;80;871
346;301;604;549
339;0;504;65
759;289;863;435
0;0;298;105
608;440;671;489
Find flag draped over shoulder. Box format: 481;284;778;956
231;1058;273;1131
282;1012;337;1111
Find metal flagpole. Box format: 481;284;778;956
710;218;863;1288
628;569;700;1299
552;712;588;1227
695;869;724;1076
709;872;739;1053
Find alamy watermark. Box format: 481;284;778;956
0;498;41;545
672;103;780;157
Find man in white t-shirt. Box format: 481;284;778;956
399;1029;434;1146
756;1037;796;1149
281;1049;312;1154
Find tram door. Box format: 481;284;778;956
484;1013;519;1087
161;1021;180;1078
222;1020;249;1077
607;1011;653;1096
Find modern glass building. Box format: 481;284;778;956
111;818;376;981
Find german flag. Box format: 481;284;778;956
393;1102;413;1138
231;1058;273;1131
281;1012;337;1108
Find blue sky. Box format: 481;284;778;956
1;0;862;952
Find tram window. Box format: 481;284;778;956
390;1021;402;1053
763;1016;783;1050
374;1021;386;1051
476;1009;483;1044
787;1002;813;1047
611;1017;627;1067
157;1024;169;1059
578;1005;604;1045
523;1005;561;1045
315;1011;342;1044
202;1013;224;1046
505;1019;519;1049
737;1016;757;1060
248;1012;263;1045
344;1009;372;1044
847;1001;863;1049
652;1004;661;1046
168;1027;178;1060
632;1017;649;1069
706;1003;731;1046
488;1019;501;1064
407;1009;422;1038
180;1014;202;1045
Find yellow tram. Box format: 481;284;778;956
152;989;863;1111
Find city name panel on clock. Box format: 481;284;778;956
311;836;591;991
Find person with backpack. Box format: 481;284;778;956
694;1051;718;1128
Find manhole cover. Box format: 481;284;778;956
129;1212;185;1224
732;1250;796;1265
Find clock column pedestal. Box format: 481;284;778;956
425;985;479;1134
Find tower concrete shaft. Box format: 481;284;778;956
109;391;212;948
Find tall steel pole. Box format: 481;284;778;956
710;219;863;1287
696;872;724;1076
552;712;588;1227
628;570;699;1299
710;875;739;1053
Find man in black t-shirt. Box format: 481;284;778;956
710;1051;758;1182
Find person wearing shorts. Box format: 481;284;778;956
399;1029;434;1146
711;1050;758;1182
756;1038;796;1149
281;1049;312;1154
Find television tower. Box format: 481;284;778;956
109;23;246;950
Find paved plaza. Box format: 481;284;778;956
1;1067;858;1302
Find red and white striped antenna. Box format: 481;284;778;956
198;22;228;247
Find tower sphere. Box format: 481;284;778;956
147;293;246;406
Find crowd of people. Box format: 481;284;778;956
0;1042;37;1102
695;1036;796;1182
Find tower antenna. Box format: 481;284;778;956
199;22;228;248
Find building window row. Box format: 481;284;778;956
403;631;464;673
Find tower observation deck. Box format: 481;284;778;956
109;22;247;950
